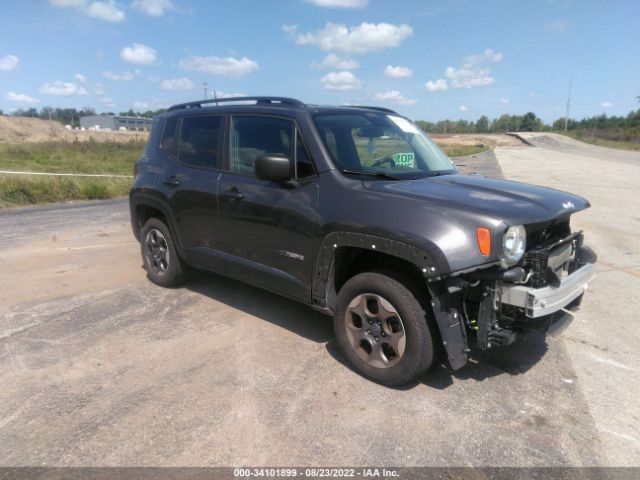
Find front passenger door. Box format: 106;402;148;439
217;115;319;301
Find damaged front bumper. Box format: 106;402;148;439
500;262;596;318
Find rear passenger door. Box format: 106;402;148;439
163;114;226;270
217;115;318;301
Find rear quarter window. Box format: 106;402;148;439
159;117;178;158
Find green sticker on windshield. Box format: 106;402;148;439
392;152;415;168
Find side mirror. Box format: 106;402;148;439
255;154;294;183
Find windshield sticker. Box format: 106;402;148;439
392;152;415;168
388;115;420;134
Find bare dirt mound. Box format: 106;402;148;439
0;116;148;143
430;133;525;148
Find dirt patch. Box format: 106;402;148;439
431;133;525;148
0;116;148;144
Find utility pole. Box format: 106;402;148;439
203;82;208;100
563;81;572;132
213;89;218;105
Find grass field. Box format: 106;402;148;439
0;175;133;208
0;139;145;174
0;137;489;208
0;140;143;208
563;131;640;152
438;144;489;157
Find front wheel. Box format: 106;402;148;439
334;272;434;386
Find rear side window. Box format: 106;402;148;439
160;117;178;157
178;115;222;169
230;116;293;176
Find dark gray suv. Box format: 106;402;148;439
130;97;597;386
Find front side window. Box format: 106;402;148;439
178;115;222;169
314;113;456;179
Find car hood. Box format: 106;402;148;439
363;174;590;226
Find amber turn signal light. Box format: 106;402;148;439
477;227;491;256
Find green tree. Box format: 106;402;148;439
476;115;490;133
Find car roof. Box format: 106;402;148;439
160;96;399;119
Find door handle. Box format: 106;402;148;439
222;187;245;201
163;176;181;187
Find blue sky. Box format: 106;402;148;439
1;0;638;122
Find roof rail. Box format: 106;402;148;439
346;105;398;115
168;96;305;112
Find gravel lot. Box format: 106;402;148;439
0;134;638;467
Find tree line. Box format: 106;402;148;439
415;109;640;142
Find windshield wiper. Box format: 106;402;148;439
341;169;400;180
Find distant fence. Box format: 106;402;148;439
0;170;133;178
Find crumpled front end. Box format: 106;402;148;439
427;217;597;370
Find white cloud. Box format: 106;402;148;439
161;77;194;90
384;65;413;78
282;24;298;34
600;101;613;108
49;0;125;22
49;0;86;7
305;0;368;8
132;99;169;110
547;18;568;32
103;70;138;80
5;92;39;104
86;1;125;22
93;83;106;95
100;97;117;108
311;54;359;70
74;73;88;83
39;81;89;96
372;90;416;105
178;55;259;77
446;66;495;88
211;91;246;99
444;49;503;89
427;49;502;90
290;22;413;54
528;91;541;97
425;79;448;92
499;98;510;104
458;105;468;112
121;43;157;65
132;0;174;16
0;54;19;71
463;48;503;66
320;71;362;91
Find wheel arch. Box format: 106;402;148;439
312;232;447;311
129;192;182;250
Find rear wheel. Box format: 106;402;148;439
140;218;185;287
334;272;434;386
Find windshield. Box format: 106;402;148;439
313;112;457;179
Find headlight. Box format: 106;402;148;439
503;225;526;265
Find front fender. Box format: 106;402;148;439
311;231;448;303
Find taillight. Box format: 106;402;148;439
477;227;491;256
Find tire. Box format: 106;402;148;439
334;272;434;386
140;217;185;287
